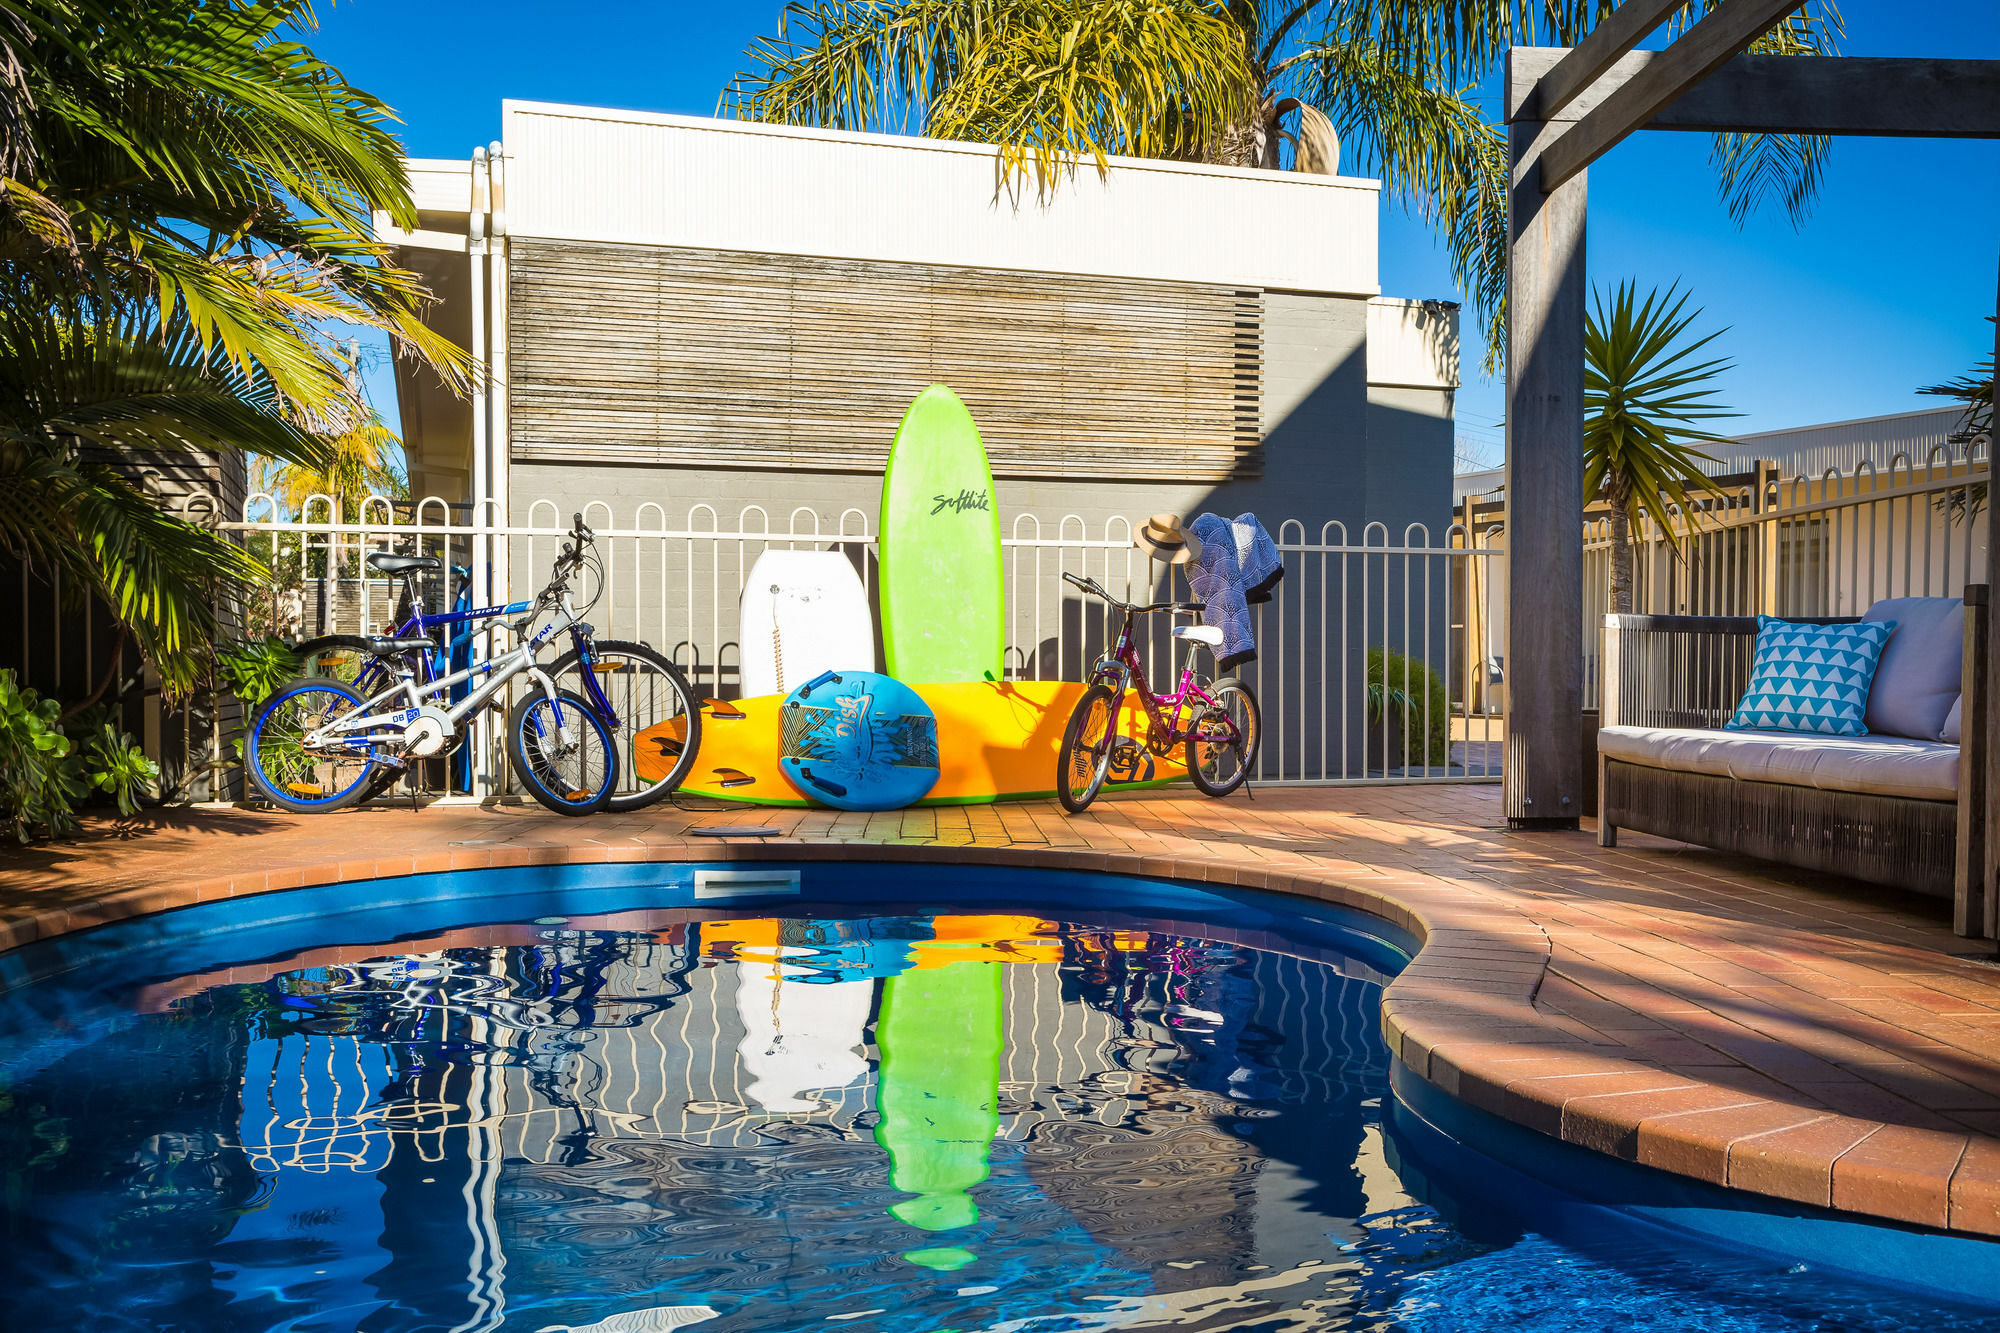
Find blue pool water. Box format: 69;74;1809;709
0;863;1996;1332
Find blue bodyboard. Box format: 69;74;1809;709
778;671;940;812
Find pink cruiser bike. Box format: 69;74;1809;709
1055;572;1261;814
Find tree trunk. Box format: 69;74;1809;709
1607;486;1635;615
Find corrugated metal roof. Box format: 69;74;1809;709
1452;407;1980;499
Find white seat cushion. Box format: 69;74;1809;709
1599;725;1959;802
1174;624;1225;648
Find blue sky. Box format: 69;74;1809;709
311;2;2000;468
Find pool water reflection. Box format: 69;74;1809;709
1;901;1996;1332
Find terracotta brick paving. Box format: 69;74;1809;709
5;785;2000;1237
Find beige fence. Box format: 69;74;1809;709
1456;443;1990;711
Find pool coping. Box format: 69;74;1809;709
4;832;1997;1241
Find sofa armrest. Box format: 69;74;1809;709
1599;612;1859;731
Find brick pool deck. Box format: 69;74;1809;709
5;786;2000;1240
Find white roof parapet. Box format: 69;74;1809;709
496;101;1382;296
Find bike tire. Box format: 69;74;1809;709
1186;680;1260;798
507;688;619;816
1056;683;1119;814
294;635;382;684
245;678;389;813
545;639;701;813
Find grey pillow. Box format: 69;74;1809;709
1862;597;1964;741
1943;695;1962;744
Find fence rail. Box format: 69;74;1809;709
1457;443;1990;712
169;491;1508;800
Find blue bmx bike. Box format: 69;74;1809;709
247;515;701;815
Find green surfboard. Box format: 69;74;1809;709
873;960;1003;1263
879;386;1004;682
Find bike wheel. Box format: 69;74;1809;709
294;635;379;684
246;678;386;813
1186;680;1260;798
507;688;619;815
1056;684;1119;814
546;640;701;812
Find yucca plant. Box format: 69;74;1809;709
726;2;1841;371
1584;281;1738;615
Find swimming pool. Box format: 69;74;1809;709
1;862;1995;1332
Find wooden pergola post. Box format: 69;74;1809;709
1503;49;1589;830
1498;2;1999;857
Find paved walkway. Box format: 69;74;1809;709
5;786;1999;1239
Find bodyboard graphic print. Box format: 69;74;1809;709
778;671;940;811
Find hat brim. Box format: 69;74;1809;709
1135;532;1201;565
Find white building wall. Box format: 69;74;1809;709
499;102;1381;296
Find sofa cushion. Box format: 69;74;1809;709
1863;597;1964;740
1943;695;1963;745
1724;617;1895;737
1599;725;1959;802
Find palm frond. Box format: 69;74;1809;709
724;0;1253;185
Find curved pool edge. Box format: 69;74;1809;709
3;835;1996;1245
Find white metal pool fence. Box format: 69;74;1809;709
163;490;1508;800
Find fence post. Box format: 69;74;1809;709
1754;458;1780;617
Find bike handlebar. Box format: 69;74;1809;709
1061;572;1202;616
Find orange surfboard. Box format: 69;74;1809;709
636;681;1186;807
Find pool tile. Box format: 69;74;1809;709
1831;1125;1968;1229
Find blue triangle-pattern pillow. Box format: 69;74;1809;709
1724;616;1896;736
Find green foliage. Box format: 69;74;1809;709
1585;281;1736;611
1365;646;1448;768
216;637;300;708
726;1;1842;375
0;670;80;841
78;722;160;817
0;0;470;695
1919;317;1993;523
0;671;157;839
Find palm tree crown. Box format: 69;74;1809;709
726;1;1842;372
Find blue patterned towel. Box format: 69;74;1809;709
1187;513;1255;672
1231;514;1283;603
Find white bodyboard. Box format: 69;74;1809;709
737;549;875;699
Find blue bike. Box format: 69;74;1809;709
252;515;700;815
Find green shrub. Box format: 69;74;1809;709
1365;646;1450;768
0;672;160;841
216;637;301;708
0;671;81;841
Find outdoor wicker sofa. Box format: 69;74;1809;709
1596;587;1991;935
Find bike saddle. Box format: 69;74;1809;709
365;634;437;656
1173;624;1225;648
367;553;441;575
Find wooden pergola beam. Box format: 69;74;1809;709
1511;48;2000;138
1538;0;1810;189
1528;0;1683;121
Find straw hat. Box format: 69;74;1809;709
1134;513;1201;566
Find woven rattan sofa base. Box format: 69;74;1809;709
1599;758;1956;899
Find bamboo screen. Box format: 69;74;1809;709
506;239;1264;480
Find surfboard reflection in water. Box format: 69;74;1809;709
21;908;1996;1333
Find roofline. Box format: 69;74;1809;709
499;100;1386;195
1730;405;1965;441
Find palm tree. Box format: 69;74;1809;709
0;0;469;695
0;279;333;696
724;1;1842;371
255;418;408;525
1583;281;1735;614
